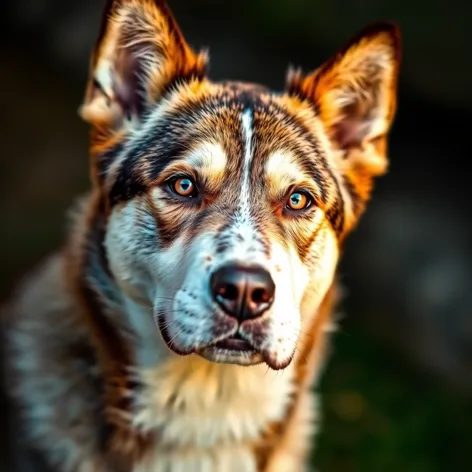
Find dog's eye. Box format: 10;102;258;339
287;191;312;211
171;177;198;198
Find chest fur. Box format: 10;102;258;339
129;356;296;472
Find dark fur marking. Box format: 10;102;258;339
98;141;125;183
109;155;148;205
80;206;128;364
343;174;364;218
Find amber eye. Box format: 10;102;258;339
172;177;197;197
287;191;311;211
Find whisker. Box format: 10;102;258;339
264;365;271;378
295;327;315;338
165;329;183;349
155;309;193;323
294;344;309;366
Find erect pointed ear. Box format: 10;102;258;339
80;0;207;132
287;22;401;178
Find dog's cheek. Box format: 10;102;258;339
269;240;310;309
153;234;218;348
300;227;339;321
153;240;187;291
105;202;156;302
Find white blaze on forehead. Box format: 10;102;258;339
218;108;260;259
203;108;264;265
239;109;254;217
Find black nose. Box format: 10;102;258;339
210;264;275;320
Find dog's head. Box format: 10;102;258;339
80;0;400;370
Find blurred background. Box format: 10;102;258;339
0;0;471;471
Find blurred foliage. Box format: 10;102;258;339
315;324;472;472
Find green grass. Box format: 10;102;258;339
314;327;472;472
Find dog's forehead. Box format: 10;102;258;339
165;84;338;207
142;83;325;179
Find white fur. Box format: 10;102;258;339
239;109;254;217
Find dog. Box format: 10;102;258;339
3;0;401;470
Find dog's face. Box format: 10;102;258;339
81;0;400;370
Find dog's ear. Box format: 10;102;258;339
287;22;401;180
80;0;207;132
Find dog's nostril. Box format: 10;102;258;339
216;283;238;301
251;287;271;304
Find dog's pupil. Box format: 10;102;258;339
177;178;193;194
291;193;302;206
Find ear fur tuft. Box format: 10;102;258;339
80;0;208;132
286;21;401;178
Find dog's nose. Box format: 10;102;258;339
210;264;275;320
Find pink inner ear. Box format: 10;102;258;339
333;112;367;150
332;102;375;151
113;46;146;120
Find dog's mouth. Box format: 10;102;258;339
200;333;263;366
212;332;253;352
157;311;270;367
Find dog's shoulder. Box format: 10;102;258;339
3;254;108;472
